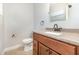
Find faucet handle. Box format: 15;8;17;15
58;27;62;32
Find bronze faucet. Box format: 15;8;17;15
53;24;62;31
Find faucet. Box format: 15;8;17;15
53;24;62;31
53;24;58;31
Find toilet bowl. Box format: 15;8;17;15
22;38;33;51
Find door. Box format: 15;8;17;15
39;43;49;55
33;40;38;55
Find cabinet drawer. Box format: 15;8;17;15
35;33;76;55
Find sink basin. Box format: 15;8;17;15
45;32;62;36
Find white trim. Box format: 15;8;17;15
1;44;22;55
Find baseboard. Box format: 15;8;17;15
1;44;22;55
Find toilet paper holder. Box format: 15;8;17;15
12;34;16;38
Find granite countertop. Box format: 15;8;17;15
34;29;79;46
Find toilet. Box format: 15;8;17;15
22;38;33;51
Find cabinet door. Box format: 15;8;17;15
39;43;49;55
33;40;38;55
49;49;59;55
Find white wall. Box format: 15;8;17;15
0;4;4;52
1;3;79;52
50;3;66;12
34;3;79;29
48;3;79;29
0;15;4;52
34;3;49;29
3;3;34;48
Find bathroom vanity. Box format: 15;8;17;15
33;30;79;55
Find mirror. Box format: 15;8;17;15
49;3;68;22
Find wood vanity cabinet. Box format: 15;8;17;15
39;43;60;55
49;49;59;55
39;43;49;55
33;40;39;55
33;32;79;55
